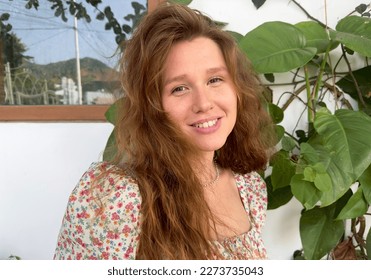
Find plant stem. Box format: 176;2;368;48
303;66;314;123
351;216;367;259
291;0;327;28
263;77;317;87
281;83;311;111
341;45;367;108
313;47;330;100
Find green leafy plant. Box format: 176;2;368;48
237;2;371;259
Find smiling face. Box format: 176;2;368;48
161;37;238;158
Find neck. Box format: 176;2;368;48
191;154;219;188
202;161;219;188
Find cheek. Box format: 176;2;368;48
229;96;238;127
162;94;190;117
161;95;172;115
227;92;238;115
162;99;181;123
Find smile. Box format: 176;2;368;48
193;119;218;128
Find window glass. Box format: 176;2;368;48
1;0;147;106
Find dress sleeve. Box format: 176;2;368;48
241;171;267;233
54;162;141;260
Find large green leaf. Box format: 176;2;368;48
315;109;371;176
305;140;352;206
336;187;368;220
295;141;342;207
295;21;336;54
103;101;119;161
300;205;344;259
239;21;317;73
290;174;321;209
105;102;118;125
102;128;117;162
334;189;353;218
268;103;284;124
312;108;371;205
227;30;243;42
300;142;319;164
281;135;296;152
330;16;371;57
266;176;293;209
291;174;321;209
302;163;333;193
275;124;285;143
271;150;296;190
359;165;371;204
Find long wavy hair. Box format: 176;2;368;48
105;3;273;259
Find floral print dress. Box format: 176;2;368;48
54;162;267;260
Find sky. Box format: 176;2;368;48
1;0;146;67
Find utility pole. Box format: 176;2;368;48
73;0;83;105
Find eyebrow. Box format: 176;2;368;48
206;66;228;75
164;74;187;87
164;66;228;86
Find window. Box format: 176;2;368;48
0;0;160;121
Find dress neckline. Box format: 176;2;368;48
210;172;254;242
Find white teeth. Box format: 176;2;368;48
194;119;217;128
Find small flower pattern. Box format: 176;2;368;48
54;162;267;260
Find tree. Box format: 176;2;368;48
3;33;31;69
0;12;12;103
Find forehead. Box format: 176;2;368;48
168;36;222;57
163;37;226;74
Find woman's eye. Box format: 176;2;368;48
171;86;187;94
208;77;222;85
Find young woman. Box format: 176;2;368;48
54;3;274;260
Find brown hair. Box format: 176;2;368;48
108;3;273;259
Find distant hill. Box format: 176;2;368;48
23;57;120;92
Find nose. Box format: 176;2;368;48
191;87;214;113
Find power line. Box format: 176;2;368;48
26;29;72;48
13;27;70;31
78;29;117;61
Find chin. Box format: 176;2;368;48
196;141;227;152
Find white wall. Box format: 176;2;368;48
0;0;368;260
0;123;113;259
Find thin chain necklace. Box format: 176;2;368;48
203;161;220;188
